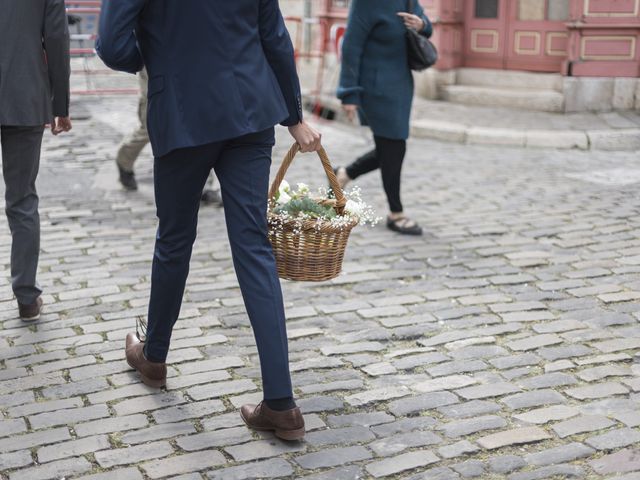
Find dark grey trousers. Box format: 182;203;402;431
1;125;44;304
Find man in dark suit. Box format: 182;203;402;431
97;0;321;440
0;0;72;321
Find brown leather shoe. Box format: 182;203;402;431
19;297;43;322
125;332;167;388
240;401;305;441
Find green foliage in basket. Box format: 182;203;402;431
273;196;337;220
271;180;379;230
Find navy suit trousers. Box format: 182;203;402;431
145;128;293;400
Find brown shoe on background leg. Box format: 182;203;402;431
19;297;43;322
125;332;167;388
241;402;305;441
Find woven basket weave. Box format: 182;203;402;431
268;143;358;282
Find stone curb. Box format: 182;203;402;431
304;94;640;152
412;119;640;151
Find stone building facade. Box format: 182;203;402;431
314;0;640;111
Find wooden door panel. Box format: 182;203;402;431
464;0;568;72
464;0;508;68
505;0;568;72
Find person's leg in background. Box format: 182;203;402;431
343;147;378;182
201;171;223;207
375;135;422;235
125;141;215;387
332;142;378;192
1;125;45;320
115;69;149;191
213;128;304;440
375;135;405;214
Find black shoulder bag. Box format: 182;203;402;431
405;0;438;71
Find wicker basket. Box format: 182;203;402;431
268;143;358;282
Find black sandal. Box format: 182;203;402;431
387;216;423;236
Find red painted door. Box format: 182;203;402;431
505;0;570;72
464;0;570;72
464;0;509;69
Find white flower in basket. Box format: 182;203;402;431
275;180;292;205
271;183;378;229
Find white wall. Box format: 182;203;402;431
280;0;305;17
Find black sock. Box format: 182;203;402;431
142;344;163;364
265;397;296;411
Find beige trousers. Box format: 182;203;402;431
115;69;218;190
115;69;149;172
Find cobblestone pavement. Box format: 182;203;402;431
1;94;640;480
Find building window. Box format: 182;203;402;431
547;0;569;21
331;0;350;8
475;0;499;18
518;0;545;20
518;0;570;21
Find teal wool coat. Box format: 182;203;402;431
337;0;432;140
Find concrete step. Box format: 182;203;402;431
410;118;640;151
442;85;565;112
456;67;564;92
303;94;640;151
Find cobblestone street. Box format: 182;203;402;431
1;94;640;480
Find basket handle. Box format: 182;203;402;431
268;143;347;215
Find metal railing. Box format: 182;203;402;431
64;2;341;100
66;0;138;95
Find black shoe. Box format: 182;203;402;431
118;165;138;191
201;189;223;206
387;216;423;236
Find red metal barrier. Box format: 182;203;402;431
285;15;327;97
284;14;335;118
65;4;340;100
66;0;138;95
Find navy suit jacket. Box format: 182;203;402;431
96;0;303;157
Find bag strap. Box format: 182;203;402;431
407;0;414;13
268;143;347;215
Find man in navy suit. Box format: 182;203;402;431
97;0;321;440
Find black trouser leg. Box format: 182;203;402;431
375;135;406;214
145;142;214;362
345;147;378;180
214;128;293;400
345;135;406;213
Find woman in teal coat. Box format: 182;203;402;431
336;0;432;235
